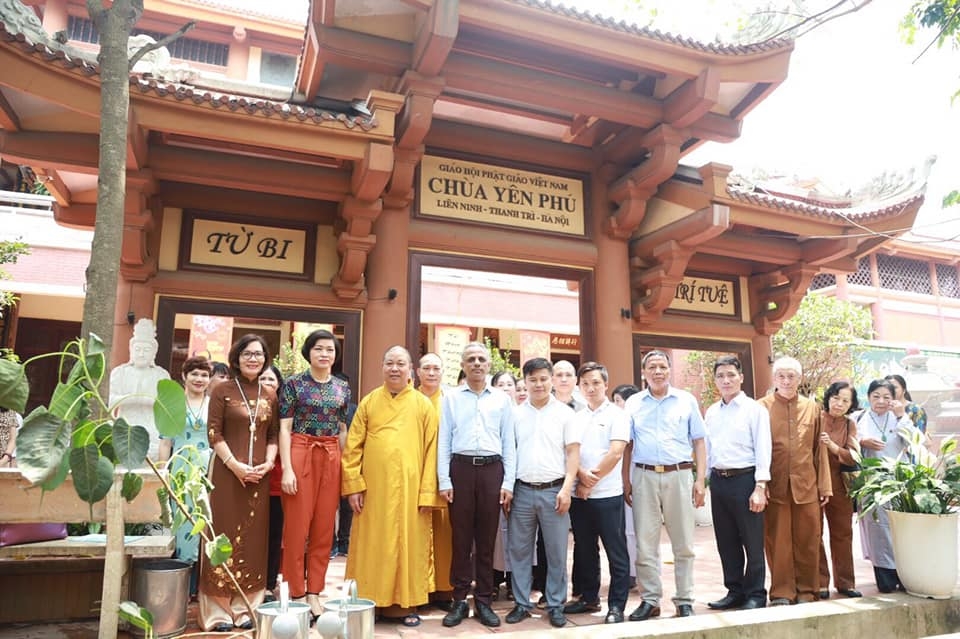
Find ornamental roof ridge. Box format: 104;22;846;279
725;185;926;221
0;21;377;131
503;0;794;54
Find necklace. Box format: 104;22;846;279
235;379;262;464
869;410;892;443
185;395;205;428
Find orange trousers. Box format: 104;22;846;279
281;434;340;598
764;499;822;602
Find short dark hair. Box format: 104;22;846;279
867;378;897;398
713;355;742;375
181;356;213;378
227;334;270;378
611;384;640;402
522;357;553;378
577;361;608;382
211;361;230;378
641;350;671;368
822;381;859;413
301;329;340;363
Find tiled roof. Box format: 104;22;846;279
726;186;925;221
0;22;376;131
504;0;794;54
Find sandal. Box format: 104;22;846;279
402;613;421;628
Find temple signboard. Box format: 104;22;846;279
667;275;739;317
418;155;586;236
181;211;315;279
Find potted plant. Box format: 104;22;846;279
849;426;960;599
0;335;253;636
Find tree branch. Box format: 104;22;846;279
128;21;197;71
754;0;874;46
912;4;960;63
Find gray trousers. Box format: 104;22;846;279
507;483;570;610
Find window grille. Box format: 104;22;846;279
65;18;228;67
936;263;960;299
876;254;932;295
809;273;836;290
846;257;873;287
135;30;229;66
67;15;99;43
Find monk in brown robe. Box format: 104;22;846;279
757;356;831;606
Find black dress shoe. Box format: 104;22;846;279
548;607;567;628
441;600;469;627
819;589;830;599
708;593;745;610
604;607;624;624
676;604;694;617
236;620;254;630
628;601;661;621
838;588;862;598
741;598;766;609
474;601;501;627
563;599;601;614
505;605;531;624
211;623;233;633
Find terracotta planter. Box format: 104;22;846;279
888;510;958;599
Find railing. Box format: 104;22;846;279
0;190;54;216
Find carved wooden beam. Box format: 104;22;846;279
801;236;859;265
664;67;718;128
0;90;21;132
53;202;95;228
630;240;694;324
605;124;683;239
413;0;459;76
0;131;100;173
749;263;818;335
126;107;149;171
34;168;72;206
629;204;730;257
351;143;394;202
120;188;159;283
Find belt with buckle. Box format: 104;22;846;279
712;466;756;479
452;453;502;466
517;478;564;490
635;462;694;473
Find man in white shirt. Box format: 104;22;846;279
704;355;772;610
506;358;580;629
563;362;631;624
438;343;516;628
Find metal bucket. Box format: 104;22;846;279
322;580;375;639
129;558;191;638
256;601;312;639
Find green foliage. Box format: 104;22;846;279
851;426;960;516
771;294;873;400
484;336;520;378
683;350;722;408
275;332;308;379
901;0;960;48
119;601;154;639
943;189;960;207
0;239;29;313
0;357;28;413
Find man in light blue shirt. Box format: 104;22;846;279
438;342;516;628
622;350;706;620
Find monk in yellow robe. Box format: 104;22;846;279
417;353;454;607
342;345;442;626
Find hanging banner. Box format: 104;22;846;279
188;315;234;363
435;325;472;387
519;330;551;368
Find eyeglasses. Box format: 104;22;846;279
240;351;265;360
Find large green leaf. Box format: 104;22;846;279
206;533;233;567
119;601;154;638
121;471;143;502
49;378;88;422
40;454;71;492
112;418;150;469
83;334;107;388
17;407;72;485
0;358;28;414
70;445;114;504
154;379;187;439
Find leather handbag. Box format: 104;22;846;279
0;523;68;547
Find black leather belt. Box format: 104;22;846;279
635;462;693;473
452;453;502;466
517;478;564;490
712;466;755;478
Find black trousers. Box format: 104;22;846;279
710;471;766;601
449;458;504;605
569;495;631;609
267;495;283;591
